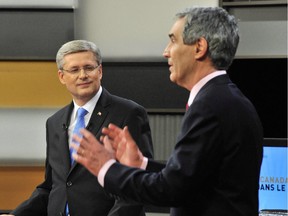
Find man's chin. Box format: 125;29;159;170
169;73;177;83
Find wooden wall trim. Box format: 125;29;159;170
0;61;71;107
0;166;45;210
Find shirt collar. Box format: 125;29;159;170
72;86;102;119
187;70;226;106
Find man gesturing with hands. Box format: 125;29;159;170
71;124;144;177
71;6;263;216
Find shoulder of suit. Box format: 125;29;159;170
48;102;72;120
110;94;144;109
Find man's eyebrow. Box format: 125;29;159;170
168;33;175;39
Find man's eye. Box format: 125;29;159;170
84;66;95;71
70;68;79;73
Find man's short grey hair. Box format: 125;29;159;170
56;40;102;70
175;6;239;70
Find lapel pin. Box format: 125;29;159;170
97;112;102;116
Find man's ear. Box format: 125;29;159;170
195;37;208;59
58;70;66;84
98;65;103;80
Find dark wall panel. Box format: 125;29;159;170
101;62;189;112
228;58;287;138
0;9;74;60
102;59;287;138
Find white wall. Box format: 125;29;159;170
0;0;75;8
74;1;287;60
232;6;287;58
74;0;218;61
237;20;287;58
0;108;58;165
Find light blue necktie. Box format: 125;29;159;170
70;107;88;164
66;107;88;216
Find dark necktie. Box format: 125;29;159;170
186;103;189;111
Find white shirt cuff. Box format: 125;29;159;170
97;157;148;187
140;157;148;170
98;159;116;187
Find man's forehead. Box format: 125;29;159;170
168;19;185;38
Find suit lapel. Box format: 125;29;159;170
58;103;74;175
87;88;111;137
87;106;108;136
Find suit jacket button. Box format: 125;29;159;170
67;181;73;187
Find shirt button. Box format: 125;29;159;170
67;181;73;187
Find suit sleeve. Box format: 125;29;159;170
107;103;154;215
103;100;221;207
122;104;154;159
10;187;49;216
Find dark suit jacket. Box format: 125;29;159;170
11;88;153;216
103;75;263;216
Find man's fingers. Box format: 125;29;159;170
80;128;98;142
70;128;115;177
72;128;99;149
99;135;104;143
103;136;115;153
115;136;127;160
123;126;135;147
72;151;87;166
102;123;122;138
108;123;119;130
70;142;84;155
70;142;79;152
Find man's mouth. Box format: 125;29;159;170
77;82;91;87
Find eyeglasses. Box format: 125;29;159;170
62;65;100;75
